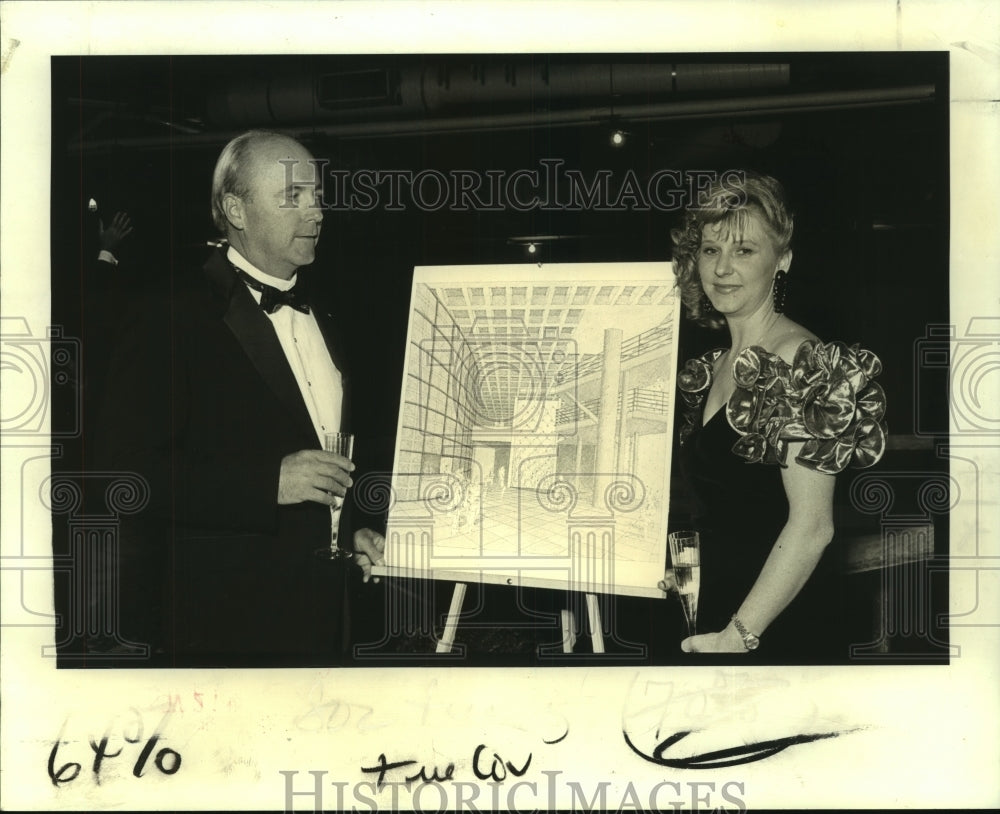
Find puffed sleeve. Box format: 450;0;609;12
677;348;726;445
724;340;888;473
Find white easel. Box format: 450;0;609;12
434;582;605;654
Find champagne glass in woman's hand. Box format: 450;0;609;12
668;531;701;638
324;431;355;559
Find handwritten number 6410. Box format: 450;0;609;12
48;712;182;787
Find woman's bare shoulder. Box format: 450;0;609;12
771;319;819;364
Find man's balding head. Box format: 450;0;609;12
213;131;324;279
211;130;290;233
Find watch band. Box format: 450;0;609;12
731;614;760;651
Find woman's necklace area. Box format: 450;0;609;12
717;313;783;377
704;315;783;420
732;313;783;359
704;315;788;424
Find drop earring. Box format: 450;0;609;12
772;269;788;314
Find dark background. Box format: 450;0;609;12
50;53;951;665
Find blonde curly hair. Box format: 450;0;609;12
671;171;794;329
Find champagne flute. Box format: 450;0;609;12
668;530;700;638
324;431;355;559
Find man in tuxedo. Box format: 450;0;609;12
95;131;384;665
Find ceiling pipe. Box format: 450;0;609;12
206;62;792;127
71;84;936;154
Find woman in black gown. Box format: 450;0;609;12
662;172;887;659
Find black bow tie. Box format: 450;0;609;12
234;266;310;314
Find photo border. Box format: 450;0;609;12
2;2;998;810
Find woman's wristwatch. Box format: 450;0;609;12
731;615;760;650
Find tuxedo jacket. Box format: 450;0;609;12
95;249;360;665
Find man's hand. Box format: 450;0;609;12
658;571;677;594
99;211;134;253
278;449;354;506
353;528;386;584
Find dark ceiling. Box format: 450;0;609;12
63;53;937;151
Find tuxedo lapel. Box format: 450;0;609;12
203;251;318;444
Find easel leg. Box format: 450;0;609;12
560;609;577;653
436;582;467;654
586;593;605;654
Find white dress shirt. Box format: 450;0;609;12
228;247;343;444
